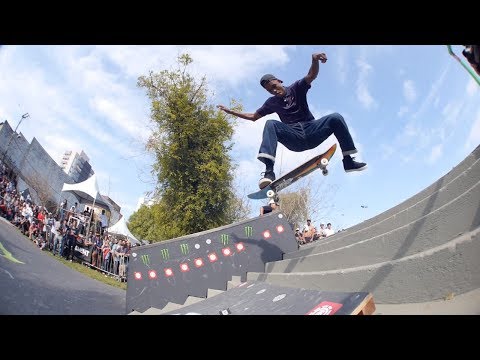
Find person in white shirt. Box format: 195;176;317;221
325;222;335;236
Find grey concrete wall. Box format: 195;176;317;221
284;145;480;259
1;121;78;207
1;121;117;217
19;138;78;205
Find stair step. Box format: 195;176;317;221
141;307;164;315
207;288;224;297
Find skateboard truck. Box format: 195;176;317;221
320;157;329;176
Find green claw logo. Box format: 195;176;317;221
180;243;189;255
220;234;229;245
0;241;24;264
141;254;150;266
245;226;253;237
161;248;170;260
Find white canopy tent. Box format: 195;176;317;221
61;174;111;234
61;174;107;206
107;216;141;245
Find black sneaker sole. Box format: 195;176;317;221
345;164;367;173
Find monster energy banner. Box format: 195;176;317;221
74;242;94;263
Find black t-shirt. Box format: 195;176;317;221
262;205;274;214
255;77;314;124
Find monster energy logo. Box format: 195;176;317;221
180;243;189;255
245;226;253;237
141;254;150;266
220;234;229;245
161;248;170;260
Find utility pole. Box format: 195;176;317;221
2;113;29;166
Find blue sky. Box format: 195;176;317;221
1;45;479;232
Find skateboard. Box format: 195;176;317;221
248;143;337;200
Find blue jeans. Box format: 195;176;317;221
52;234;61;255
257;113;357;165
59;235;66;257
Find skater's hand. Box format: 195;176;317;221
217;105;230;113
313;53;327;63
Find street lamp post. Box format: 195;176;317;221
2;113;29;165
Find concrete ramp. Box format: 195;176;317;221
248;144;480;307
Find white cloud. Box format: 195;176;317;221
355;58;377;110
4;45;476;225
441;101;463;127
403;122;421;138
426;144;443;164
400;154;414;164
0;45;300;222
95;45;295;89
397;106;409;118
335;46;348;85
135;196;145;211
403;79;417;103
412;64;449;119
89;96;148;142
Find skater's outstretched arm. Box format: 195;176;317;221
305;52;328;85
216;105;262;122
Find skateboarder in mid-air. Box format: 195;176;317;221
217;51;367;189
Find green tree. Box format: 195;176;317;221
134;53;245;241
128;204;159;242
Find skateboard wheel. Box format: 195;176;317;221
322;169;328;176
320;158;329;166
266;190;276;198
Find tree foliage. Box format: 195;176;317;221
278;188;309;228
131;53;247;242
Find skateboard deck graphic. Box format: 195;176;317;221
248;143;337;200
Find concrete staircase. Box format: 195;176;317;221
130;276;243;315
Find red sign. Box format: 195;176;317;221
306;301;343;315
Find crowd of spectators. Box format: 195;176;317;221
294;219;335;246
0;159;134;281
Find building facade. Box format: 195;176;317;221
60;150;94;183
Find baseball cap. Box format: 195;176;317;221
260;74;281;88
269;199;276;205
